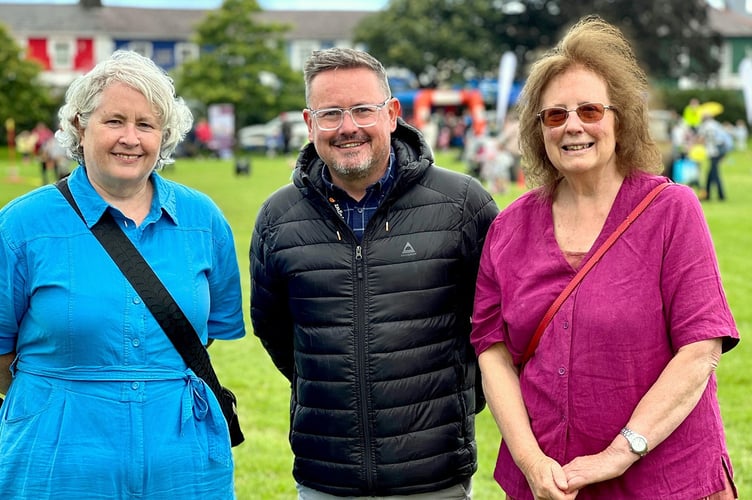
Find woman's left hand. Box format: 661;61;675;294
562;443;636;492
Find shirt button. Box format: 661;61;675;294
132;338;141;347
133;297;142;305
357;208;364;213
131;382;140;390
558;367;566;376
562;321;569;329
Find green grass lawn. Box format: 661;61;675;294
1;147;750;499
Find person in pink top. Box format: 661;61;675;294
470;16;740;500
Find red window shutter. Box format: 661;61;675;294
27;38;51;70
75;39;94;70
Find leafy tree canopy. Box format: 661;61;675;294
174;0;306;128
0;22;59;143
354;0;721;87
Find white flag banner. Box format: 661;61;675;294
208;103;235;158
740;57;752;125
496;51;517;131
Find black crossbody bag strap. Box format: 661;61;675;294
55;178;243;445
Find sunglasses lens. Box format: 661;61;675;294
541;108;568;127
540;103;610;127
576;103;605;123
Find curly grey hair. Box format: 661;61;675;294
56;50;193;170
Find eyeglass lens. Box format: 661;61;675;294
540;103;607;127
315;105;381;130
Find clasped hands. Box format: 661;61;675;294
521;443;636;500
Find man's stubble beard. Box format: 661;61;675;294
328;145;389;182
324;133;390;182
328;156;373;181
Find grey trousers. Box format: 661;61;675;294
296;479;472;500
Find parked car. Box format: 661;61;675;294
237;111;308;153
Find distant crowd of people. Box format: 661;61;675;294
669;97;747;201
13;121;74;184
414;90;750;206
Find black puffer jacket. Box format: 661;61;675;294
250;119;498;496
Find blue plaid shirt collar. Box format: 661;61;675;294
322;149;396;241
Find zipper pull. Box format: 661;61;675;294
355;245;364;279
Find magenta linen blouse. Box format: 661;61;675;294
471;173;739;500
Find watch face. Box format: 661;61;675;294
632;436;648;453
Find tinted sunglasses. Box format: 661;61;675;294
537;103;615;128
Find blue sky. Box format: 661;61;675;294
5;0;723;8
6;0;389;8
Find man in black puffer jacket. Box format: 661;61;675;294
250;48;499;499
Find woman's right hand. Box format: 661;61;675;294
0;351;15;395
520;452;579;500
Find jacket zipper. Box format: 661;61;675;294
315;180;378;488
354;244;374;488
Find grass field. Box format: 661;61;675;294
1;147;750;499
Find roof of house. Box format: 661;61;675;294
256;10;372;40
2;3;749;51
709;7;752;37
0;3;373;40
2;2;749;40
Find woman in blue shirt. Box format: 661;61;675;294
0;50;245;499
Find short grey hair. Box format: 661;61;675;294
56;50;193;170
303;48;391;105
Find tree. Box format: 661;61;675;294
0;22;58;145
353;0;514;87
565;0;721;83
354;0;721;87
173;0;305;128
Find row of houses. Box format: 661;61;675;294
0;0;371;91
2;0;752;92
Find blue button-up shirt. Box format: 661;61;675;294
0;166;245;493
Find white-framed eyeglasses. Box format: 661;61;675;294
307;98;392;131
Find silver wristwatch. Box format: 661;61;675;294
620;427;648;457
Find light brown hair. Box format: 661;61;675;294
518;15;663;195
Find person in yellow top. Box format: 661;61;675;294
682;97;702;130
15;130;38;163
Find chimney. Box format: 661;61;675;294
80;0;103;8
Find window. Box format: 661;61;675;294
153;47;173;67
51;39;74;69
126;41;152;59
175;42;199;65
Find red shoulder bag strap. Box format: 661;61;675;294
520;180;672;366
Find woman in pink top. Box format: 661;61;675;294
471;16;739;500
